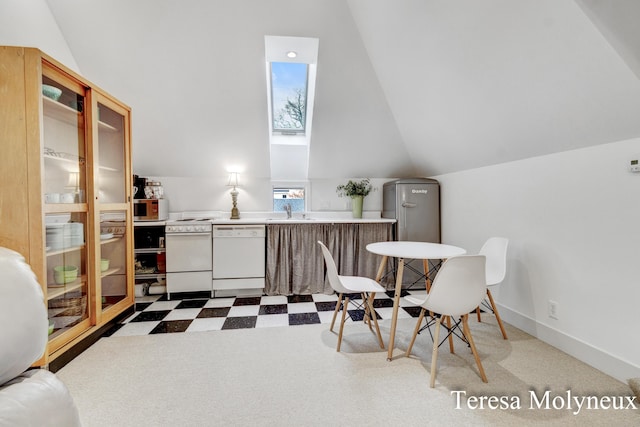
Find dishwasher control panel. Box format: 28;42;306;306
213;225;265;238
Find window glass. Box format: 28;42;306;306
273;187;305;213
271;62;308;133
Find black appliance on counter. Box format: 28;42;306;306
133;175;146;199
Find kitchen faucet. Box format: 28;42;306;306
284;203;292;219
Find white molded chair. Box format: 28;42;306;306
0;247;81;426
318;241;385;352
405;255;488;387
475;237;509;339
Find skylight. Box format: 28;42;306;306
270;62;308;134
264;36;318;182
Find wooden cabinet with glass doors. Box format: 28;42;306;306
0;46;134;369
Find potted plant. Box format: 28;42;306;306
336;179;373;218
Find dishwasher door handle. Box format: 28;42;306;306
166;232;211;237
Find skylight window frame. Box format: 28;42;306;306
269;61;309;135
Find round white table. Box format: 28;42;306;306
366;241;466;361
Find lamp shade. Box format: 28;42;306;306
66;172;79;188
227;172;239;187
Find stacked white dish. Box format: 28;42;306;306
46;222;84;250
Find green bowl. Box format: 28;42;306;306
100;258;110;272
42;84;62;101
54;265;78;284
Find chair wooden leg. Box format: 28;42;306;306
423;259;432;292
366;294;385;349
476;305;482;322
461;314;488;383
330;293;342;332
368;292;376;327
336;297;349;352
405;308;426;357
430;317;442;388
445;316;455;354
486;289;508;340
362;293;373;332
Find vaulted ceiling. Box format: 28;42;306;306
43;0;640;178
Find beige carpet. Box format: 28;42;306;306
57;316;638;426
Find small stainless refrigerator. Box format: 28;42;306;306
382;177;441;286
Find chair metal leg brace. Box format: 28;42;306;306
408;312;488;386
333;293;384;352
416;314;469;351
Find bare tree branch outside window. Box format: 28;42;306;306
274;88;306;130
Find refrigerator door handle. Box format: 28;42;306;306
402;202;417;208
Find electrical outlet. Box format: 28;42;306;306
548;300;558;319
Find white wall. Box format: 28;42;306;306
0;0;79;71
348;0;640;176
436;137;640;382
44;0;412;182
149;175;387;216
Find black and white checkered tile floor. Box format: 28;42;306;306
105;289;430;337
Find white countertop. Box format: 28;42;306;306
216;218;396;225
135;211;396;226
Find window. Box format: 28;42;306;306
270;62;308;134
273;187;305;213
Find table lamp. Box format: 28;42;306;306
66;171;80;202
227;172;240;219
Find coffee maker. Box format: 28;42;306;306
133;175;146;199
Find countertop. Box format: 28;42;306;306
214;218;396;225
135;211;396;226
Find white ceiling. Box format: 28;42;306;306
43;0;640;178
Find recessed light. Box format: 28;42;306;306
286;51;297;58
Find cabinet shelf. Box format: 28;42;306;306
134;247;165;254
43;152;86;166
44;151;119;172
42;96;82;126
43;96;119;133
98;120;118;133
46;279;85;300
135;272;165;279
46;244;86;257
100;236;122;245
101;267;121;278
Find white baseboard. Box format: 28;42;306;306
497;303;640;384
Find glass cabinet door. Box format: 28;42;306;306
95;96;132;316
99;212;128;311
96;101;127;204
42;67;91;345
45;213;89;340
42;74;87;206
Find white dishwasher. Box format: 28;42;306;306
212;225;265;297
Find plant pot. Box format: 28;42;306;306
351;195;364;218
